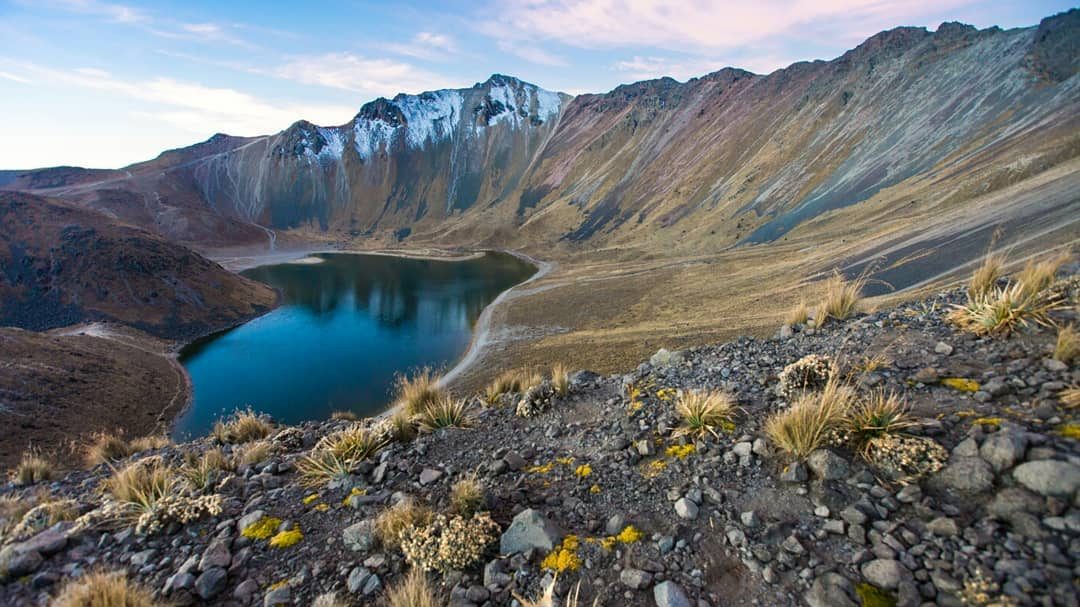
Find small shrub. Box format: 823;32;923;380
394;367;445;416
12;449;55;486
1054;324;1078;364
551;363;571;397
417;397;473;432
675;389;736;438
49;570;164;607
844;391;915;457
384;568;443;607
449;474;485;517
399;512;499;572
765;378;855;460
786;300;809;325
817;270;865;324
180;448;232;492
863;434;947;482
84;431;133;467
959;569;1018;607
236;440;273;467
211;408;271;444
375;498;434;550
777;354;836;398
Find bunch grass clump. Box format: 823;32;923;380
1053;324;1078;364
515;577;598;607
104;458;176;514
388;410;418;442
674;389;736;438
948;282;1060;336
1015;251;1068;300
484;368;543;405
84;431;133;467
449;474;485;517
375;498;434;551
816;271;866;325
968;250;1006;299
322;425;386;462
180;448;233;492
12;449;55;486
395;367;445;416
296;449;354;487
1061;386;1080;409
330;410;358;422
765;377;855;460
384;568;444;607
551;363;571;397
786;299;810;326
236;440;274;467
49;570;164;607
211;408;271;444
844;391;915;457
417;396;473;432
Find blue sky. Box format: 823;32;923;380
0;0;1073;169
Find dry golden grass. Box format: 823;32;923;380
968;251;1006;299
295;449;353;487
1015;251;1069;300
765;378;855;460
844;391;915;457
0;494;34;539
417;397;473;432
84;431;133;467
388;410;418;442
104;458;175;514
384;568;443;607
786;300;809;326
375;498;434;550
49;570;164;607
551;363;571;397
1060;386;1080;409
12;449;55;486
395;367;446;416
330;410;359;422
211;408;271;444
322;425;386;462
949;282;1060;336
235;440;273;467
674;390;736;439
449;474;485;517
484;367;543;404
515;577;597;607
127;435;171;453
180;448;232;492
816;271;865;325
1054;324;1078;364
311;592;350;607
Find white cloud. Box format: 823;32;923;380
497;41;568;66
0;70;32;84
480;0;974;69
614;56;723;81
272;53;461;96
25;0;150;24
384;31;460;61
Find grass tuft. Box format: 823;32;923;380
388;409;418;442
330;410;358;422
394;367;445;416
449;473;485;517
484;368;543;405
295;449;353;487
12;449;55;486
786;300;809;326
1061;386;1080;409
236;440;274;467
49;570;164;607
844;391;915;457
816;271;866;325
968;250;1006;300
375;498;434;551
765;377;855;460
417;396;473;432
1015;251;1068;300
322;425;386;462
384;568;444;607
84;431;133;467
211;407;271;444
674;390;736;438
1053;324;1078;364
948;282;1060;336
551;363;571;397
311;593;349;607
127;435;171;454
180;448;232;492
104;458;175;515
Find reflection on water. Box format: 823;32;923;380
173;252;534;439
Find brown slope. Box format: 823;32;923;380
0;191;276;339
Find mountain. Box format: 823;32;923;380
0;191;277;339
5;12;1077;267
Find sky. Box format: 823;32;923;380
0;0;1073;169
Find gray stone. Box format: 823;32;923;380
343;520;377;553
199;538;232;571
934;342;954;356
979;431;1027;472
674;498;699;520
1012;460;1080;497
3;549;42;577
164;572;195;595
234;579;259;600
732;442;753;458
779;462;808;483
500;509;561;554
264;585;291;607
238;510;266;535
418;468;443;485
195;567;228;600
619;568;652;589
1043;358;1068;372
952;437;979;458
861;559;907;590
926;517;958;537
806;572;857;607
347;566;371;593
653;580;692;607
808;449;849;480
650;348;684;367
19;529;67;556
934;457;994;494
605;514;627;536
986;488;1042;518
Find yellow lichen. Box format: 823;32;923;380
540;535;581;572
627;400;644;414
302;493;320;505
972;417;1002;428
656;388;676;401
269;580;289;591
665;444;696;459
313;503;330;512
942;378;980;393
269;526;303;548
589;484;601;494
641;459;668;478
241;516;282;540
526;462;554;474
616;525;643;544
555;456;575;466
574;464;592;478
598;536;616;551
342;486;367;506
1054;423;1080;440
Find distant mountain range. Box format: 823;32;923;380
4;11;1077;262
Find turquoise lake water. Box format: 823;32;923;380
172;252;534;439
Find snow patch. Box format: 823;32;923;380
396;90;463;148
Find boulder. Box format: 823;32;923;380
653;580;692;607
1012;460;1080;497
343;520;377;553
619;568;652;589
805;572;857;607
807;449;850;480
861;559;908;590
979;431;1027;472
933;457;994;494
674;498;699;520
194;567;228;600
500;509;561;554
